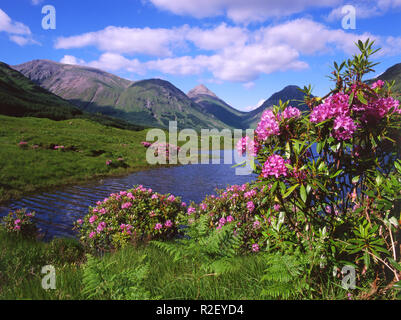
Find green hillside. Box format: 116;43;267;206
13;60;229;131
0;62;145;131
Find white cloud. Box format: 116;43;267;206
185;23;248;50
55;26;187;57
259;19;375;55
9;35;40;46
0;9;31;35
244;99;266;111
326;0;401;21
0;8;40;46
31;0;44;5
148;0;341;23
54;18;401;83
60;55;86;65
243;82;255;89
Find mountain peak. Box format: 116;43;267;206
187;84;217;99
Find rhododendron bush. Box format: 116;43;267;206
184;183;272;253
75;185;186;251
236;40;401;292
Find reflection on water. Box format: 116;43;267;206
0;150;256;239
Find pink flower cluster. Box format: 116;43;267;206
310;92;350;124
255;109;281;141
120;224;133;234
236;136;259;157
247;201;255;213
332;116;357;141
281;106;301;120
371;80;384;89
216;215;234;230
121;202;132;210
261;154;289;178
97;221;107;233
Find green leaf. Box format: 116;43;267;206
283;184;299;199
376;175;383;186
352;175;360;184
300;184;307;203
357;91;368;105
348;91;354;106
330;169;343;179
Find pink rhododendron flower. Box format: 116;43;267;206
121;202;132;210
371;80;384;89
155;223;163;230
97;222;107;233
165;220;173;228
14;219;21;225
252;243;260;252
226;215;234;223
151;194;158;200
253;220;261;229
219;217;226;226
282;106;301;120
255;109;280;141
181;202;187;207
77;219;83;225
236;136;259;157
273;204;281;212
261;155;289;178
89;215;98;224
167;195;176;202
89;232;96;239
187;207;196;215
332;116;357;141
247;201;255;213
310;92;349;123
200;203;207;211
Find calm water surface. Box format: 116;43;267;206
0;150;256;239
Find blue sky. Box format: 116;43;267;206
0;0;400;111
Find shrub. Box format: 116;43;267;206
236;39;401;297
74;185;187;251
2;208;38;239
185;183;272;253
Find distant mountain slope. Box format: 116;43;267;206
243;85;310;128
188;84;248;129
370;63;401;94
0;62;144;131
13;60;229;130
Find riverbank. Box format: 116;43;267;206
0;226;268;300
0;115;236;203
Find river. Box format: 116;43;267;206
0;150;256;239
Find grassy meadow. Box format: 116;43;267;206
0;114;236;203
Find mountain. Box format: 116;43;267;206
187;84;248;129
13;60;229;130
370;62;401;94
242;85;309;128
0;61;144;131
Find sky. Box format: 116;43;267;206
0;0;400;111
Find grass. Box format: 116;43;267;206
0;227;267;300
0;115;158;203
0;114;238;203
